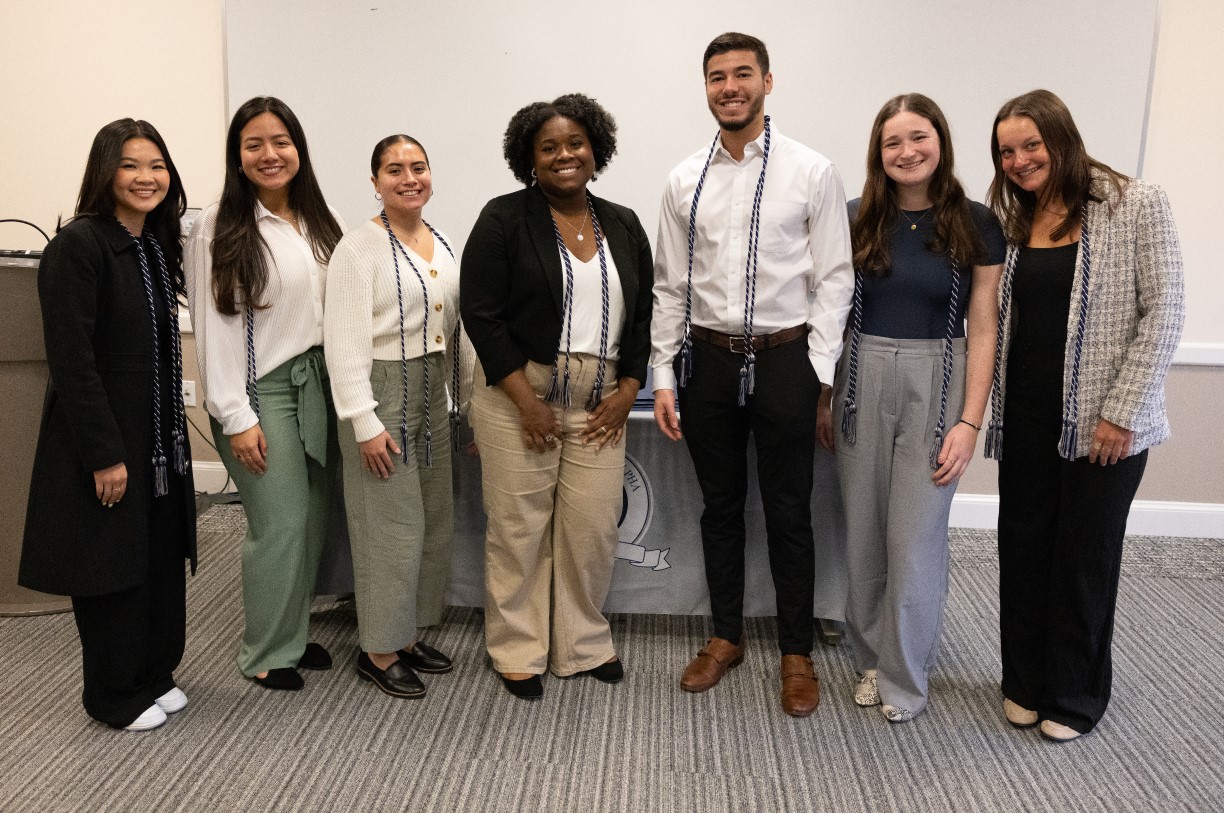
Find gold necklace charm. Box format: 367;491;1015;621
900;208;931;231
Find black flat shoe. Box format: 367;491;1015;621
356;652;425;698
253;668;304;691
581;658;624;684
399;641;453;674
499;673;543;699
297;642;332;671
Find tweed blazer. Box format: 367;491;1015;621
460;186;654;389
992;170;1185;459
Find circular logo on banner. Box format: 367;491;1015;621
618;452;653;545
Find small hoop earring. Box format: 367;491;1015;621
375;192;383;201
531;168;537;186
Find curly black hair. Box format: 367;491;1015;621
502;93;618;187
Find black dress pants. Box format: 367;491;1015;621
998;405;1146;734
72;475;189;728
678;337;819;654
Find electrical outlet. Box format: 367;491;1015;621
182;380;196;407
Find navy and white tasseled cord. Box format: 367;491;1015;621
1058;206;1092;459
737;119;772;406
381;212;456;468
839;270;864;443
123;222;189;497
545;193;611;411
678;116;772;406
984;246;1018;460
929;265;962;468
244;302;259;418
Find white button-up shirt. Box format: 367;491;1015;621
651;125;853;390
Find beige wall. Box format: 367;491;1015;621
0;0;226;250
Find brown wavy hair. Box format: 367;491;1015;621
210;97;342;315
987;89;1127;244
852;94;985;276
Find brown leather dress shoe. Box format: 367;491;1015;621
780;654;820;717
680;637;744;693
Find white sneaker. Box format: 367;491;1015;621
882;704;914;723
155;687;188;714
1003;698;1038;728
124;704;168;731
1040;719;1082;742
853;670;880;707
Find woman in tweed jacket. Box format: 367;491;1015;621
986;90;1184;742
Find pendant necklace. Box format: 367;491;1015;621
900;208;931;231
549;205;589;242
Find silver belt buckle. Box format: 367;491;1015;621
729;334;753;354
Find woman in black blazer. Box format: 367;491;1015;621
461;93;653;699
20;119;196;731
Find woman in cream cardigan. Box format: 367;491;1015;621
325;134;471;698
986;89;1184;742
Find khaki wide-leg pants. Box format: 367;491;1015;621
471;355;623;676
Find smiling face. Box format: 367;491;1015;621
239;111;300;199
373;140;431;217
880;110;941;197
111;137;169;234
996;115;1051;197
531;115;594;201
704;49;772;133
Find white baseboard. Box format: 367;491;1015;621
191;460;1222;539
950;493;1224;539
191;461;232;494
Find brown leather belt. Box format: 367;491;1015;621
690;324;809;354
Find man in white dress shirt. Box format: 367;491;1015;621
651;32;853;717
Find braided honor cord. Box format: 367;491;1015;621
381;213;457;468
929;265;962;469
737;119;772;406
545;193;611;410
678;132;722;387
840;270;864;443
123;223;188;496
984;246;1019;460
1058;205;1092;459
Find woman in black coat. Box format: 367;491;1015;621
19;119;197;731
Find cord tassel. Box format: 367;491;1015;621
840;401;858;444
930;426;945;470
450;409;461;452
984;421;1003;461
737;355;755;407
154;457;168;497
400;423;410;464
678;334;693;388
173;433;187;475
1058;418;1078;460
586;382;605;412
423;429;433;468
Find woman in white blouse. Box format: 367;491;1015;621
186;97;344;691
324;135;470;698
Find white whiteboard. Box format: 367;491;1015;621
225;0;1159;252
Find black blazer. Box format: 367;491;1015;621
20;216;197;596
460;186;654;388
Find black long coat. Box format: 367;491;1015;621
19;216;197;597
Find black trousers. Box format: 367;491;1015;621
678;337;819;654
72;475;189;728
998;406;1146;734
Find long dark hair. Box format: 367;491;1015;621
210;96;342;315
852;94;984;275
987;89;1127;244
72;118;188;291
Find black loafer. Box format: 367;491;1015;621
581;658;624;684
399;641;453;674
356;652;425;698
499;673;543;699
297;642;332;671
253;668;304;691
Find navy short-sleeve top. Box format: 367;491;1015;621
848;199;1006;339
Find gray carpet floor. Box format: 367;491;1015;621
0;505;1221;813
